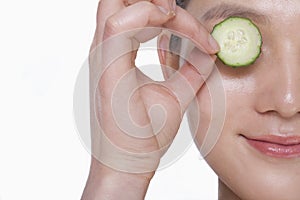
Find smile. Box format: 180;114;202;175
241;135;300;158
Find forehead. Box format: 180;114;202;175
186;0;300;21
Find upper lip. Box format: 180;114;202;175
241;135;300;146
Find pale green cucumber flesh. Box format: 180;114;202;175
211;17;262;68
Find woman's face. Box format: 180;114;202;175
185;0;300;199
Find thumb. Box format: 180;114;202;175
162;47;217;114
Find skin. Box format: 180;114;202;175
82;0;300;199
182;0;300;199
83;0;218;199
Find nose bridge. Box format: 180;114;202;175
267;40;300;117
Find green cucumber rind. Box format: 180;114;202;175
211;16;262;68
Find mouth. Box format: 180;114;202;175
240;134;300;158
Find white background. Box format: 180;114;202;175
0;0;217;199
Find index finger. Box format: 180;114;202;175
164;6;220;54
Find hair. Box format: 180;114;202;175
176;0;189;8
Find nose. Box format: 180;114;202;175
255;44;300;118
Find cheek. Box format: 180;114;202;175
186;66;258;161
188;66;300;199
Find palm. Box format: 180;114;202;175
89;0;217;175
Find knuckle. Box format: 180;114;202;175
105;16;122;36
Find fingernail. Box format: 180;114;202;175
157;5;176;17
168;10;176;17
208;35;220;53
168;0;176;17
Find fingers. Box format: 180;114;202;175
103;1;174;40
92;0;176;49
87;0;220;173
93;0;220;116
91;0;124;50
95;1;178;140
93;0;219;56
99;1;176;89
163;47;217;114
164;6;220;54
127;0;176;12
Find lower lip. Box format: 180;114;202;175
245;138;300;158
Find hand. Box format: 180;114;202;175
83;0;219;199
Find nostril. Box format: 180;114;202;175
256;103;300;119
256;87;300;119
275;104;300;118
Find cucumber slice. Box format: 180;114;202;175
211;17;262;68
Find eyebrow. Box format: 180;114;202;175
201;3;269;24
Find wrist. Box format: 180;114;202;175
82;157;154;200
